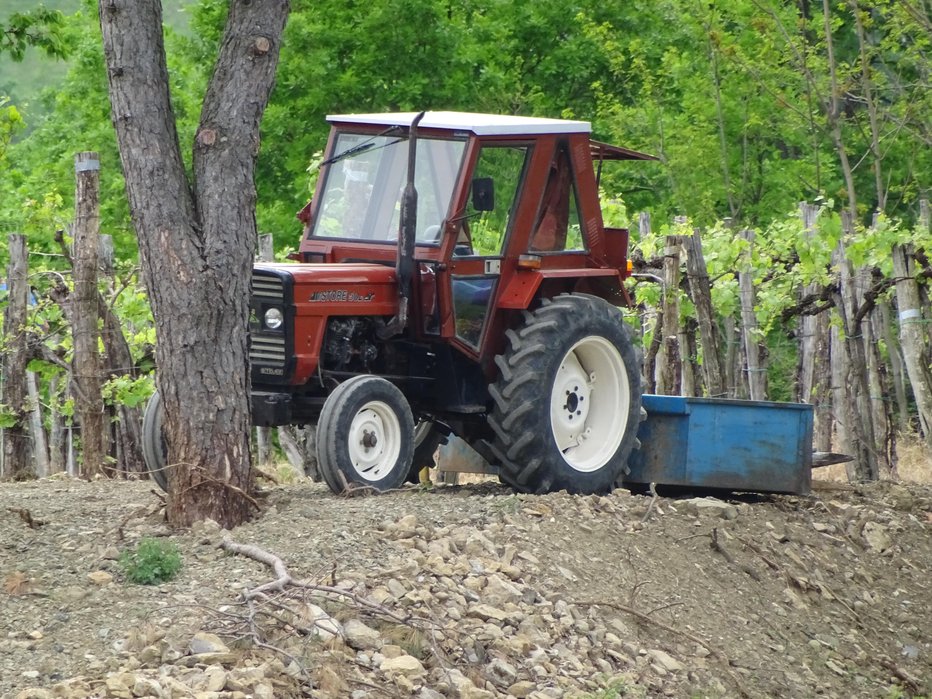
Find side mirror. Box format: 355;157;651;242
471;177;495;212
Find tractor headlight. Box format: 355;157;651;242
263;307;284;330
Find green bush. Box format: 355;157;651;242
119;537;182;585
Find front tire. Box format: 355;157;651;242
488;294;642;494
317;375;415;493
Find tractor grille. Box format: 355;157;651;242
250;269;290;371
253;274;284;300
250;334;286;363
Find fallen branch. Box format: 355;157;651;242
8;508;47;529
710;528;762;582
640;482;659;523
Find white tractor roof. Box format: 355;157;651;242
327;111;592;136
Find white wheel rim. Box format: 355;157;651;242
348;400;402;481
550;336;629;473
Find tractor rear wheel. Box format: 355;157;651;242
488;294;642;494
317;375;415;493
141;390;168;492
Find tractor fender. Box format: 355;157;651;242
497;268;626;310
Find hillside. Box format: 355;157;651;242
1;476;930;698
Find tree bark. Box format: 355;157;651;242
99;0;290;527
2;234;34;480
683;229;725;397
72;151;107;477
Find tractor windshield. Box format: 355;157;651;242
311;131;467;244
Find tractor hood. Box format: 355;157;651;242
254;262;399;315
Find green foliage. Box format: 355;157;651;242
119;538;183;585
0;6;70;62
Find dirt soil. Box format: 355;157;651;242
1;475;931;699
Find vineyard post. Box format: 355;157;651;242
738;229;766;401
684;227;725;397
1;234;34;480
639;212;660;393
834;211;879;480
891;221;932;446
72;151;107;478
657;230;684;395
797;202;832;450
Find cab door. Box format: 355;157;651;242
445;143;531;354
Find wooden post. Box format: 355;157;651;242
834;212;879;480
26;373;50;477
72;151;107;478
797;203;832;450
892;242;932;447
656;232;683;395
2;234;34;480
683;228;726;397
738;229;766;400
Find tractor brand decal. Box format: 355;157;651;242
259;367;284;376
309;290;375;303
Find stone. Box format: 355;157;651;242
682;497;738;520
508;680;537;698
482;575;523;607
189;632;230;655
862;522;892;553
343;619;382;650
304;604;343;641
646;649;685;673
87;570;114;585
380;654;426;678
485;657;518;687
131;677;163;697
467;604;511;623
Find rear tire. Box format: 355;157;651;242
317;375;415;493
141;390;168;492
488;294;642;494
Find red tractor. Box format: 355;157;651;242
146;111;654;495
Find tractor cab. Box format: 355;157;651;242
292;111;653;368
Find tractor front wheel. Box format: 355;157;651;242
317;375;415;493
488;294;642;494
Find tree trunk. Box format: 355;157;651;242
99;0;289;527
683;228;725;397
738;229;766;400
657;234;683;395
72;151;107;478
2;234;34;480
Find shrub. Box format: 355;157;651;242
119;537;182;585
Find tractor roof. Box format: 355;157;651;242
327;111;591;136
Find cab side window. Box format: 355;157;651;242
530;145;584;252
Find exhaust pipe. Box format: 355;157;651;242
379;111;425;339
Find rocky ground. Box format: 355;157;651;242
1;474;931;699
